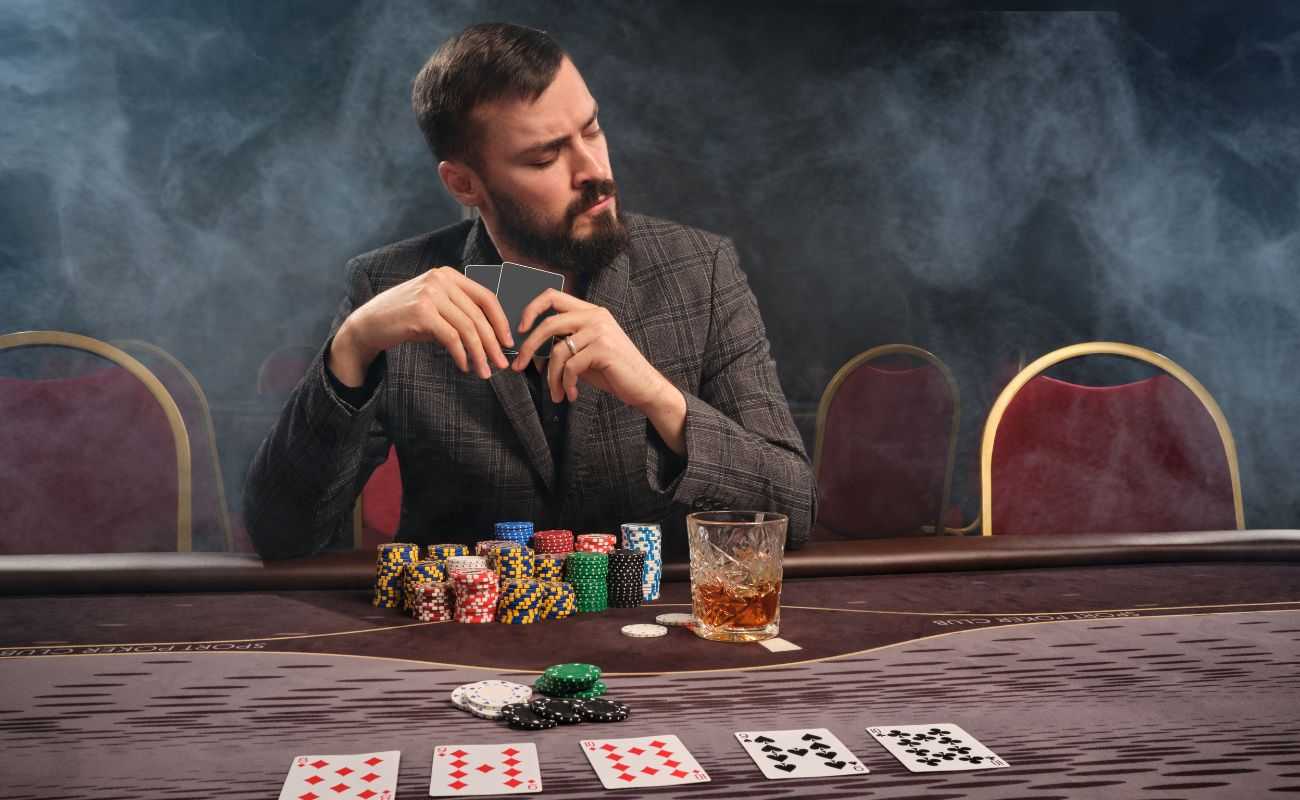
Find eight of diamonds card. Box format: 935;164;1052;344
866;723;1009;773
734;728;869;780
278;750;400;800
430;743;542;796
580;734;711;790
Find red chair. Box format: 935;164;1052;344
0;331;192;553
354;445;402;549
981;342;1243;535
256;344;318;397
812;344;960;539
114;340;239;552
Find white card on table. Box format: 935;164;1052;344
278;750;400;800
580;734;710;790
430;742;541;796
734;728;869;780
866;723;1008;772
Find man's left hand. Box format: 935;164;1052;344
510;289;677;413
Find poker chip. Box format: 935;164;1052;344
528;696;585;724
451;680;532;719
532;529;575;554
534;676;607;699
499;703;558;730
495;521;535;548
621;623;668;638
533;552;567;582
409;580;454;622
542;662;601;692
621;523;663;602
574;533;617;554
577;697;630;723
373;542;420;608
428;543;469;561
564;552;609;613
607;548;645;608
655;612;695;627
450;567;500;623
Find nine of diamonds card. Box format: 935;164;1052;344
278;750;400;800
734;728;869;780
866;723;1009;772
430;743;542;796
580;734;711;790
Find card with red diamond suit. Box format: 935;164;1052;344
429;743;542;796
579;734;711;790
277;750;400;800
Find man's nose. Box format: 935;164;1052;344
571;138;606;187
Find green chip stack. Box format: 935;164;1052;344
534;662;605;698
374;543;420;608
564;551;609;613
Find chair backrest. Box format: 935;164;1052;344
981;342;1243;535
354;444;402;549
813;344;959;538
114;340;235;551
0;331;192;552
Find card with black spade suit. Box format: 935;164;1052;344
734;729;869;780
866;723;1009;773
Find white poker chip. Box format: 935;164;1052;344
654;613;694;627
452;680;530;719
621;623;669;638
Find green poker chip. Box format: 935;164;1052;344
542;662;601;691
534;676;607;699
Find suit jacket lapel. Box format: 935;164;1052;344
562;250;631;492
461;220;557;493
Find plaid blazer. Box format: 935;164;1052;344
244;213;816;560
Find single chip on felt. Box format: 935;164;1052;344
621;623;668;638
655;612;694;627
529;697;585;724
500;703;558;730
578;697;630;723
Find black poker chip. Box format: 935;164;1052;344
499;703;558;730
529;697;585;724
577;697;630;723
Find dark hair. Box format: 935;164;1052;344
412;23;566;164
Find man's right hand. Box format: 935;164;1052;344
329;267;514;386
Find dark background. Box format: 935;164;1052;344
2;1;1297;533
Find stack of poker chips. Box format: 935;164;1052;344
475;539;513;557
620;523;663;601
450;679;532;720
446;554;488;573
534;662;607;699
534;552;566;582
606;548;646;608
401;559;447;612
427;543;469;561
409;580;453;622
496;577;577;623
565;551;609;613
450;567;499;623
489;543;534;581
575;533;617;554
533;529;575;554
495;521;534;547
373;543;420;608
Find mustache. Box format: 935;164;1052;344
565;179;618;222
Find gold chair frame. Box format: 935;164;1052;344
813;344;962;537
0;330;193;551
114;339;234;551
979;341;1244;536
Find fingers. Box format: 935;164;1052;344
559;345;595;403
518;288;583;334
546;335;573;402
511;310;581;368
448;290;509;370
437;299;493;379
454;272;514;351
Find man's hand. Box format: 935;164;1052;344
330;267;514;386
511;289;687;454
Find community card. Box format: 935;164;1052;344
734;728;869;780
277;750;400;800
430;743;542;796
866;723;1009;773
463;263;501;292
580;734;710;790
496;261;564;357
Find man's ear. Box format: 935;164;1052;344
438;160;483;209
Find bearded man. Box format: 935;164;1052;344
244;23;815;560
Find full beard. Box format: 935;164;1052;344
488;179;630;277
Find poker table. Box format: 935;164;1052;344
3;530;1300;799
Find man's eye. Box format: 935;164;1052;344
530;158;556;168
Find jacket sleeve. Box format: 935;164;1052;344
242;259;393;560
644;237;818;549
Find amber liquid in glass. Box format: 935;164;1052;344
692;580;781;628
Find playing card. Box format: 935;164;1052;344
278;750;400;800
734;728;868;780
496;261;564;357
463;263;501;292
866;723;1009;773
430;743;541;796
579;734;710;790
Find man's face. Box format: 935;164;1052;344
469;58;628;275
